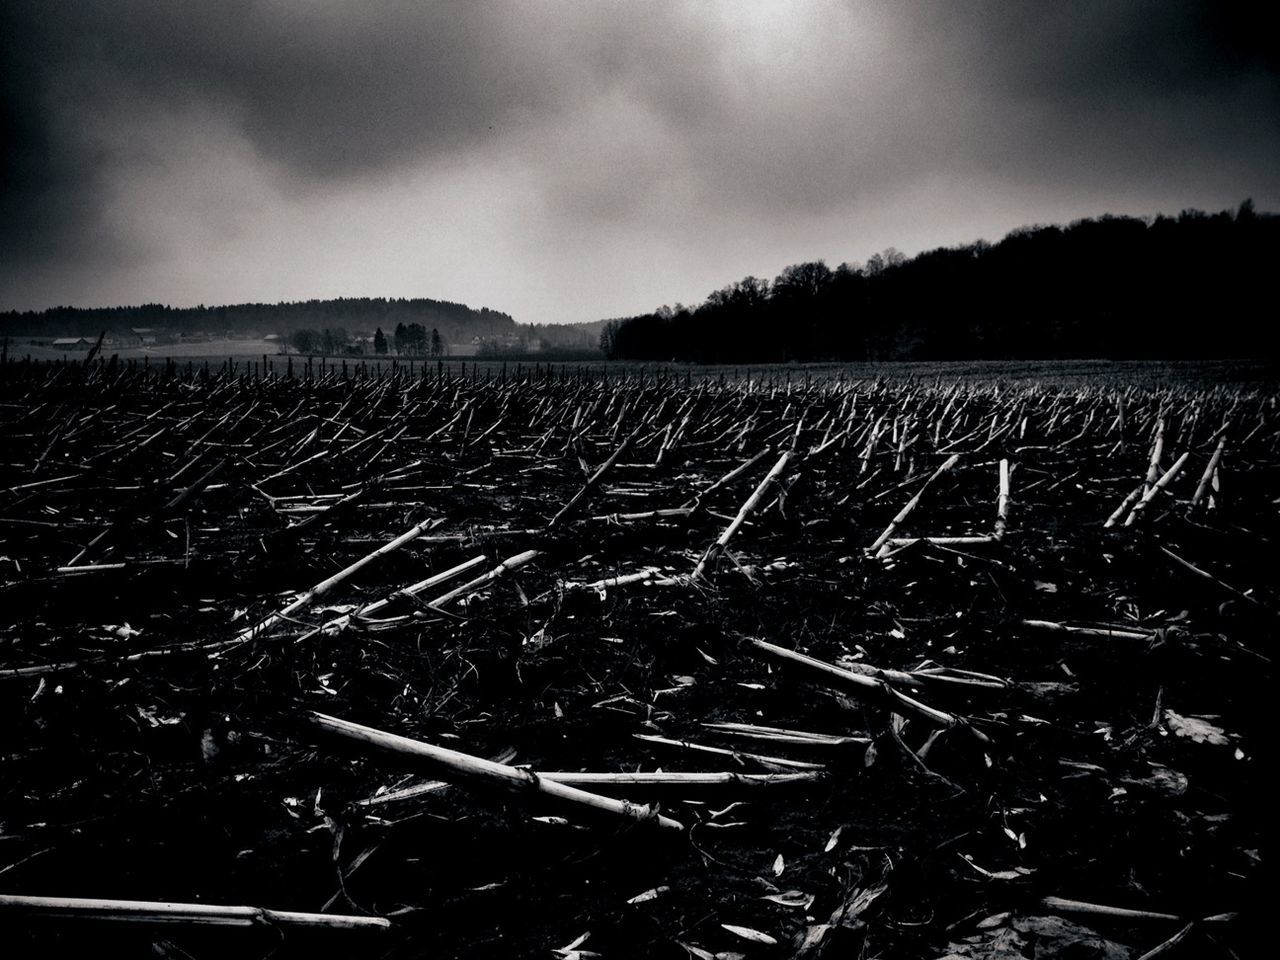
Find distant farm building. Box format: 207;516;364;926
130;327;158;345
51;336;91;348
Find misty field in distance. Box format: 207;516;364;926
7;341;1276;387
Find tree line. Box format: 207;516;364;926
601;202;1278;362
287;324;447;357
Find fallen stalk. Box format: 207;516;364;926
1159;545;1264;608
358;770;824;807
1124;451;1189;526
588;507;694;523
1104;484;1144;528
311;712;684;831
0;893;390;931
749;638;988;741
560;567;662;595
878;535;996;556
306;553;490;639
869;453;960;555
547;427;638;529
535;770;825;788
236;518;437;643
1188;435;1227;511
993;458;1011;540
692;451;791;580
633;733;828;770
682;447;772;510
1020;619;1154;641
1143;417;1165;494
426;549;542;609
1040;896;1235;925
700;721;868;746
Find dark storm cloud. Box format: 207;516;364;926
1;1;724;271
2;1;1278;317
909;1;1280;177
2;0;561;267
956;1;1279;101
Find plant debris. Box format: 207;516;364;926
0;359;1271;958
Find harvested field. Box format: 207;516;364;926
0;358;1273;959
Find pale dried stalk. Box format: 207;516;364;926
312;712;684;830
805;427;849;460
236;519;435;643
359;554;488;617
1159;546;1262;607
692;451;791;580
355;779;450;807
561;567;662;595
1040;896;1205;923
993;458;1010;540
750;638;986;740
1104;484;1144;528
700;721;869;747
879;535;995;555
548;427;638;529
359;770;823;806
869;453;960;555
253;449;328;487
1188;435;1227;510
0;893;390;931
426;549;542;608
1143;417;1165;494
682;447;772;510
539;771;823;789
589;507;694;523
633;733;827;770
909;666;1010;690
655;413;690;465
308;554;490;638
1124;451;1189;526
1020;619;1153;641
859;418;884;473
1134;922;1196;960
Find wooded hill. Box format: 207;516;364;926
602;202;1278;362
0;297;516;343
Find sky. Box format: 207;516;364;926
2;1;1277;324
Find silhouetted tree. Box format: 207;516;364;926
373;327;388;354
290;328;320;354
599;320;619;358
320;327;348;355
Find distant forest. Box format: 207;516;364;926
602;202;1278;362
0;295;609;355
0;297;516;343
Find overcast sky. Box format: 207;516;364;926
3;1;1277;324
